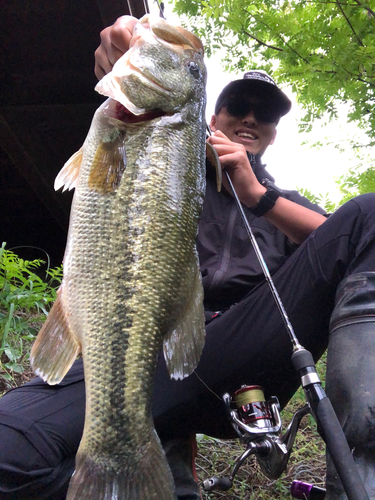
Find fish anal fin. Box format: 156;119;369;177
88;134;126;194
30;288;81;385
206;142;222;192
163;268;205;380
55;148;83;192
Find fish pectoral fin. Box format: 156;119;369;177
55;148;83;192
30;288;81;385
206;142;222;192
163;268;205;380
88;135;126;194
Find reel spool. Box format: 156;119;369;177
234;385;274;429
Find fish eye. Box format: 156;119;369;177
187;61;200;79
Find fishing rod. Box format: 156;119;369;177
204;127;369;500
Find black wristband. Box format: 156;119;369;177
250;178;283;217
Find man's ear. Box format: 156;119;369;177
209;114;217;132
270;128;277;145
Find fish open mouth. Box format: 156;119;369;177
95;61;171;118
114;101;166;123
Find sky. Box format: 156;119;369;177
151;2;368;202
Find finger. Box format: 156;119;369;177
212;129;230;140
207;133;245;151
207;136;238;149
207;143;248;160
94;16;138;79
99;27;128;67
94;46;113;79
110;16;139;53
217;152;245;168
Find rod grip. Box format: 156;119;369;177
316;396;369;500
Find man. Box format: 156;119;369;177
1;15;375;500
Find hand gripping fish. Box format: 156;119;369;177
30;15;214;500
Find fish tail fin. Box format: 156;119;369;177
163;264;206;380
30;288;81;384
67;435;176;500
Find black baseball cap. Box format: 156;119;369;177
214;70;292;122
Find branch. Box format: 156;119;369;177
243;30;284;51
335;0;364;46
302;0;375;16
252;14;311;63
330;60;375;87
352;0;375;17
303;0;360;4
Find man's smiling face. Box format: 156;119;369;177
209;104;278;157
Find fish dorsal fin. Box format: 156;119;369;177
163;266;205;380
30;288;81;385
55;148;83;192
88;132;126;194
206;142;222;192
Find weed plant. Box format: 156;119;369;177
0;243;62;392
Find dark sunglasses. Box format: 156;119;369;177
224;97;280;124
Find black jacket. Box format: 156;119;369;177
197;154;326;311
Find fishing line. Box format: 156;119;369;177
193;370;223;401
8;245;52;275
148;0;165;18
126;0;134;17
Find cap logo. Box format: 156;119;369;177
243;71;276;87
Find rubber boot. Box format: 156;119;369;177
325;272;375;499
163;435;202;500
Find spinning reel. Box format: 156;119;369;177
203;385;311;494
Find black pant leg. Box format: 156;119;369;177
0;360;85;499
1;195;374;494
153;194;375;439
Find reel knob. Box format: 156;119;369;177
202;476;232;491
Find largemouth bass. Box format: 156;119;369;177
30;15;208;500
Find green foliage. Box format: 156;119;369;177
0;243;62;388
336;163;375;202
174;0;375;146
298;163;375;211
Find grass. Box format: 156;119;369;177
0;243;327;498
0;242;62;393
